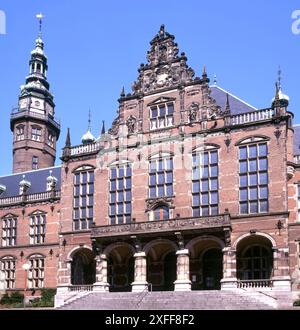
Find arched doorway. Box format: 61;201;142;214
202;248;222;290
163;252;177;291
105;243;134;292
236;235;273;281
71;248;96;285
145;239;177;291
186;236;224;290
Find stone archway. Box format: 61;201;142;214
186;236;224;290
71;248;96;285
104;243;135;292
236;235;273;281
144;239;177;291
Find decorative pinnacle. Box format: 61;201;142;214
65;128;71;148
225;93;231;114
121;86;125;97
202;65;207;76
36;13;45;38
101;120;105;135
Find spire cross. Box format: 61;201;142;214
36;13;45;37
88;109;92;131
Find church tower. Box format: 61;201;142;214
10;14;60;173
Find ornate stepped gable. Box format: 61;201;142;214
108;25;223;136
132;24;196;94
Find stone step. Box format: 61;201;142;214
58;290;291;310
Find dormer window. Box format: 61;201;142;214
31;126;42;141
0;184;6;196
150;102;174;130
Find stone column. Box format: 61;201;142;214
131;252;148;292
271;248;291;291
220;247;238;290
174;249;191;291
93;254;110;292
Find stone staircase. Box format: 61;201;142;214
57;290;294;310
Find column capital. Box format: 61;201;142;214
134;251;146;258
176;249;189;256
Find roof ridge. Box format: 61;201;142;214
210;85;257;111
0;165;61;179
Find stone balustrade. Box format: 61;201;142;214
237;279;273;289
0;190;60;206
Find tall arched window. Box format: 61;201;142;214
192;147;219;216
29;211;46;245
238;138;268;214
73;166;94;230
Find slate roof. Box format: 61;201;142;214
293;125;300;156
210;85;257;115
0;166;61;198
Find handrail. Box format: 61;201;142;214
136;283;152;309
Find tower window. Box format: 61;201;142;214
31;127;42;141
36;63;41;73
2;216;17;247
16;125;25;141
73;169;94;230
239;143;268;214
150;103;174;130
109;164;132;225
29;212;46;245
47;131;54;147
32;156;39;170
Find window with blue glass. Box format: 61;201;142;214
73;169;94;230
239;143;268;214
153;205;169;220
149;157;173;198
109;164;132;225
192;150;219;216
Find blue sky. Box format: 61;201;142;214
0;0;300;175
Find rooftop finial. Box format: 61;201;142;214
278;65;282;90
159;24;165;36
36;13;45;38
213;74;218;86
88;109;91;131
202;65;206;76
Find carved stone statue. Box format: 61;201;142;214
126;116;136;134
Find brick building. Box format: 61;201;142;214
0;23;300;307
